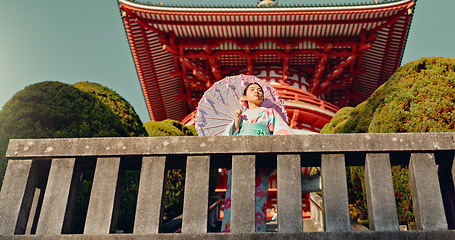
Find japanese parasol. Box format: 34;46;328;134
195;74;288;136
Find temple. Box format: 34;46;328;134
118;0;415;228
118;0;415;133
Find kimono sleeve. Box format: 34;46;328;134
267;109;294;135
222;120;240;136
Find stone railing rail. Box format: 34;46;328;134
1;132;455;239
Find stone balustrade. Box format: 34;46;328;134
1;132;455;239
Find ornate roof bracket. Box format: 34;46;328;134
311;32;375;96
120;6;166;37
246;57;254;75
203;45;212;54
134;17;165;36
163;44;179;54
183;76;207;90
310;55;328;93
282;56;290;84
166;33;373;102
345;31;375;104
180;57;215;88
181;70;204;111
171;56;189;115
313;56;356;96
208;58;223;81
179;49;318;59
280;43;293;83
309;42;334;92
166;39;192;114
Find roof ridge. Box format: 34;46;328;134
122;0;406;9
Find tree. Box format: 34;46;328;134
0;81;129;188
321;57;455;229
73;82;147;137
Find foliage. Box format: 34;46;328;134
321;57;455;134
164;169;186;222
0;81;129;139
347;167;368;223
319;106;355;134
72;171;94;234
144;119;197;137
0;81;129;188
321;57;455;229
73;82;147;137
117;170;140;233
392;166;415;229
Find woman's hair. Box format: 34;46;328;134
243;82;264;96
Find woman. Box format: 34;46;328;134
221;82;295;233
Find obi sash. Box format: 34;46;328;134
238;122;271;136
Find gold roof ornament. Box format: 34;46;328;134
257;0;278;7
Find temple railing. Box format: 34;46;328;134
1;132;455;239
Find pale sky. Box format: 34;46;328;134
1;0;453;123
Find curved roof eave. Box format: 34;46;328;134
118;0;414;12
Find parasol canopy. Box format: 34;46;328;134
195;74;288;136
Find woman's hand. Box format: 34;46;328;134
233;108;242;134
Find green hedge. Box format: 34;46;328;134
0;81;130;187
144;119;197;136
73;82;147;137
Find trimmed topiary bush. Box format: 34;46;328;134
73;82;147;137
144;119;197;137
0;81;129;139
322;57;455;134
321;57;455;229
0;81;129;187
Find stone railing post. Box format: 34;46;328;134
277;154;303;233
36;158;75;235
408;153;448;230
84;157;121;234
231;154;256;233
321;153;350;232
182;155;210;234
0;160;34;235
364;153;399;231
134;156;166;234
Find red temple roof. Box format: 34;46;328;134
118;0;415;121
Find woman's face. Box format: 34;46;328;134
244;83;264;106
